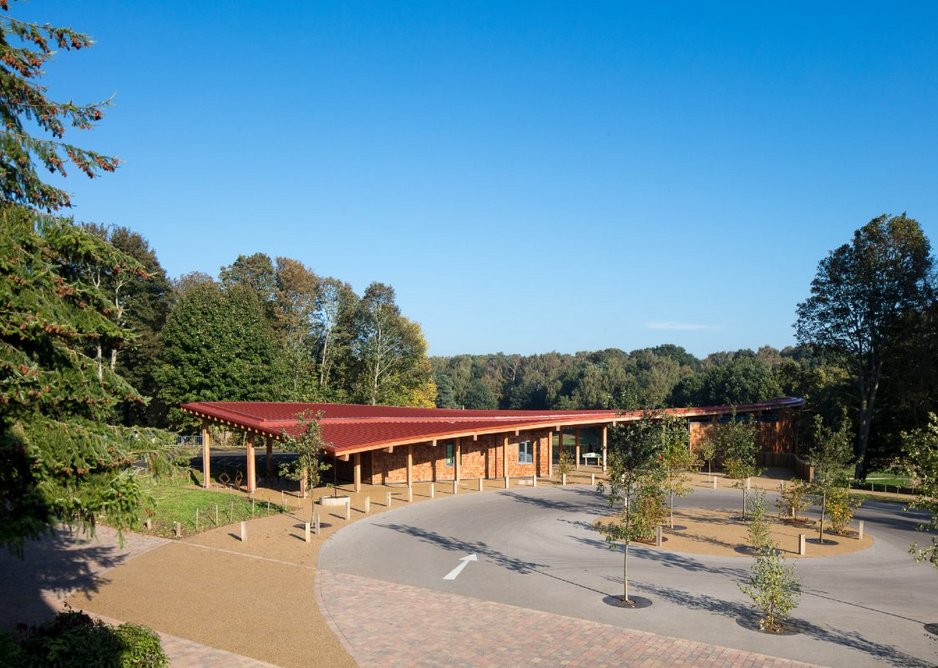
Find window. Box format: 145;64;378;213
444;442;455;467
518;440;533;464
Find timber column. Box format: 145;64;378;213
201;419;212;489
353;453;362;492
246;433;257;493
601;426;608;473
503;435;510;487
406;444;414;488
265;438;274;479
455;439;462;483
575;428;581;470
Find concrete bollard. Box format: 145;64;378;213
240;521;247;542
407;486;413;503
591;473;595;486
429;483;435;498
858;520;864;540
562;473;567;486
314;513;320;536
386;491;392;508
799;533;806;556
453;480;458;495
345;500;351;520
364;496;370;514
532;475;537;488
305;522;311;543
478;478;484;492
655;525;663;547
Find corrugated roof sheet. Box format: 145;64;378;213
181;398;804;455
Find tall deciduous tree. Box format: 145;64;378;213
1;3;118;211
154;283;283;428
351;282;435;406
273;257;320;400
900;413;938;567
796;214;934;478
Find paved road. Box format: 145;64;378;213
319;484;938;667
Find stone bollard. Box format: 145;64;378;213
858;520;864;540
478;478;484;492
345;500;351;520
305;522;311;543
453;480;458;496
386;491;393;508
364;496;370;514
240;521;247;542
799;534;806;556
314;513;320;536
430;483;435;498
591;473;595;486
407;486;413;503
655;525;663;547
562;473;567;486
532;475;537;488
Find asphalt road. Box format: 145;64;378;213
319;484;938;667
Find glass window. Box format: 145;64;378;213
518;440;533;464
444;442;455;467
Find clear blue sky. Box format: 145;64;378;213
18;1;938;357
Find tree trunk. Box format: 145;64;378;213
818;489;826;543
854;357;883;480
623;539;629;603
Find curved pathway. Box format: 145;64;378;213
318;484;937;667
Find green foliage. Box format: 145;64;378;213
776;478;810;522
900;413;938;566
703;415;761;516
796;214;935;479
0;4;118;212
598;414;667;602
279;412;331;506
0;207;164;554
807;413;855;542
3;608;167;667
826;486;862;535
695;438;717;475
154;282;283;428
738;548;800;633
661;416;694;526
556;442;573;477
746;490;773;555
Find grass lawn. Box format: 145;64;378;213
136;475;286;538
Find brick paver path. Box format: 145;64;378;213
317;569;818;668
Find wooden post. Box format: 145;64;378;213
455;439;462;484
532;474;537;488
452;479;458;495
201;420;212;489
502;435;509;483
591;473;595;486
575;428;581;470
386;491;392;508
478;477;483;492
712;477;717;489
406;444;413;489
655;525;663;547
547;431;554;478
314;513;320;536
601;426;608;473
246;433;257;493
265;438;273;479
345;500;351;520
799;534;806;555
429;482;435;498
354;452;362;493
364;496;370;514
300;469;307;498
305;522;311;543
407;486;413;503
240;521;247;542
562;472;567;486
174;522;182;538
858;520;865;539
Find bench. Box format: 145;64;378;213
581;452;601;465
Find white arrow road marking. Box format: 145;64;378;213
443;554;478;580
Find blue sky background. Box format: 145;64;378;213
15;1;938;357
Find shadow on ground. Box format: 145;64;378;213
632;581;933;668
0;527;125;632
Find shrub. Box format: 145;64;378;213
739;548;801;633
746;490;773;554
776;478;810;522
827;487;862;535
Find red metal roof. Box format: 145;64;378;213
181;398;804;455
